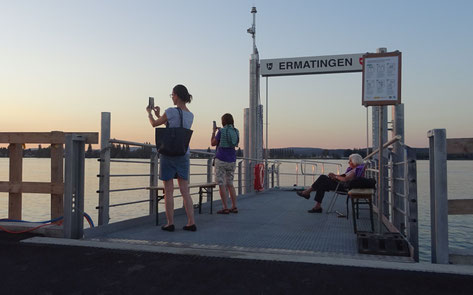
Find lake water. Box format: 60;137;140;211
1;158;472;261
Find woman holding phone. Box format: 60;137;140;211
146;84;196;232
211;113;239;214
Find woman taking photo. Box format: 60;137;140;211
146;84;196;232
211;113;239;214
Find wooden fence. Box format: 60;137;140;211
447;137;473;215
0;131;98;220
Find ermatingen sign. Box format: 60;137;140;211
260;53;364;77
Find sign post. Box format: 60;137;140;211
362;50;402;233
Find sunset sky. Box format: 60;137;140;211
1;0;472;149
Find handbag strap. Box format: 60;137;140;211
177;108;183;127
166;108;184;128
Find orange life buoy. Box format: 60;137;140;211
254;163;264;191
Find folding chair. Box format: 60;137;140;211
326;163;368;216
325;182;348;216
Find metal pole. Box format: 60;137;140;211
265;76;269;189
392;103;405;231
243;108;250;193
63;134;85;239
428;129;449;264
377;107;383;233
406;146;419;262
366;107;369;157
98;112;111;226
207;158;212;202
238;161;242;195
149;149;158;215
373;48;389;219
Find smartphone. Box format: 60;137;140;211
148;97;154;109
213;120;217;130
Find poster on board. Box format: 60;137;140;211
362;51;402;106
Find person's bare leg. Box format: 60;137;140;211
302;186;314;196
163;180;174;226
218;184;229;210
227;184;237;210
177;178;195;226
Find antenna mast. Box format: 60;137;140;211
247;7;258;54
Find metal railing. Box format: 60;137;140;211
97;142;292;223
97;111;287;227
363;135;419;261
97;112;343;227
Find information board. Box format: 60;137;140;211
362;51;402;106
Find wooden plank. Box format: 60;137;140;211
372;204;400;234
0;222;63;238
8;144;23;220
0;132;98;144
448;199;473;215
0;181;9;192
0;181;64;194
147;182;217;191
188;182;217;188
447;138;473;154
0;132;64;144
51;141;64;219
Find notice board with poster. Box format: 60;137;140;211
362;51;402;106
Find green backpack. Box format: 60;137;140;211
219;125;239;148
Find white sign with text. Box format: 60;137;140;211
260;53;364;77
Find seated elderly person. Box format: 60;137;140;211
296;153;365;213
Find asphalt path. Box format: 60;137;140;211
1;232;472;295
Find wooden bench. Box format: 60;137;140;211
147;182;217;225
348;188;375;233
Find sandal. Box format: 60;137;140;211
217;209;230;214
229;207;238;213
296;191;310;200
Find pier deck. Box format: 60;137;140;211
76;189;410;262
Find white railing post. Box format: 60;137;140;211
428;128;449;264
98;112;111;226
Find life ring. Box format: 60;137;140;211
254;163;264;191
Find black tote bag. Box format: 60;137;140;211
155;108;193;156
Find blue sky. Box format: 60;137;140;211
1;0;472;149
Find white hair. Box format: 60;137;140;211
349;153;364;166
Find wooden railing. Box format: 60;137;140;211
0;131;98;220
447;137;473;215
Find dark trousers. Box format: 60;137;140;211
310;175;343;203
